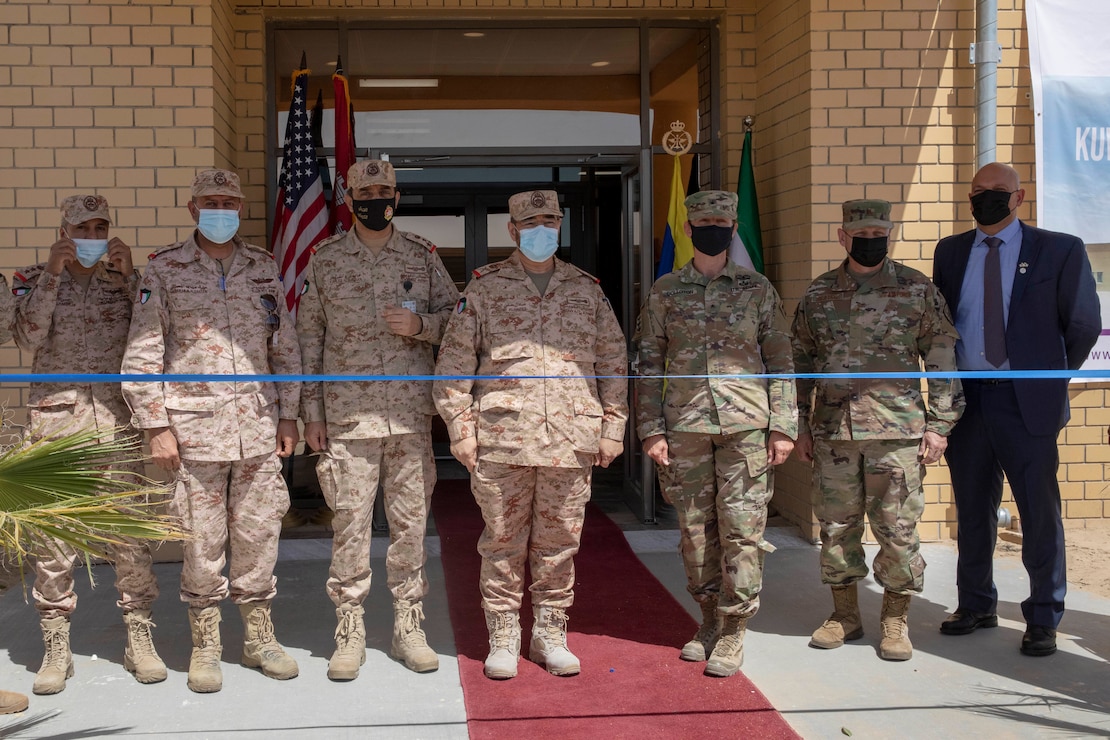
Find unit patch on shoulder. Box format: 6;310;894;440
455;297;467;314
12;286;29;297
301;280;310;296
139;288;151;304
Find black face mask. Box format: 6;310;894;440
849;235;888;267
970;190;1013;227
352;198;395;231
690;224;733;257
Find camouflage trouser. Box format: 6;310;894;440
812;437;926;594
173;452;288;608
471;457;593;612
315;429;435;607
33;457;159;618
658;429;774;617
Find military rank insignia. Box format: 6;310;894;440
139;288;151;304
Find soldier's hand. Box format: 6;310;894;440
918;430;947;464
276;418;300;458
46;236;77;276
381;306;422;337
106;237;133;274
304;421;328;452
793;432;814;463
642;434;670;467
450;437;478;473
767;431;794;467
596;438;624;468
147;427;181;472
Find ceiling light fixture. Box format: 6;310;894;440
463;32;486;38
359;78;440;88
591;61;610;67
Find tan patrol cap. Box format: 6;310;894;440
685;190;738;221
60;194;111;226
842;199;893;229
191;169;244;199
508;190;562;221
348;160;396;190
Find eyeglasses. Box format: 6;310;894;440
260;293;280;335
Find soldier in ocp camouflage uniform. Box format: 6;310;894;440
12;195;165;694
635;189;797;678
433;189;628;680
297;159;459;679
792;198;963;661
121;169;302;693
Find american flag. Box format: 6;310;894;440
271;67;328;318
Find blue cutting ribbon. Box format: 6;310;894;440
3;370;1110;383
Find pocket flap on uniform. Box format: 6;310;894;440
573;396;603;417
479;391;524;413
165;395;222;412
745;447;769;479
31;388;78;408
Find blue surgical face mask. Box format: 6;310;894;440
197;209;240;244
518;225;560;262
72;238;109;268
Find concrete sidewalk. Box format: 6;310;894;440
2;523;1108;739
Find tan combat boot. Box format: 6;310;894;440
0;690;29;715
879;591;913;661
239;602;299;680
529;606;580;676
123;609;167;684
809;583;865;649
187;606;223;693
328;605;366;681
391;600;439;673
680;597;721;661
32;616;73;695
705;614;748;678
483;610;521;680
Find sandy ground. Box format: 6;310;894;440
999;520;1110;600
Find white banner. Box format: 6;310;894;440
1027;0;1110;368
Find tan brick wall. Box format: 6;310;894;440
2;0;1105;537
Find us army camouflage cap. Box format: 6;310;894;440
842;199;893;229
191;169;244;199
509;190;563;221
685;190;738;221
60;194;111;226
348;160;396;190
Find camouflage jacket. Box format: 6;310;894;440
0;274;13;345
297;228;459;436
12;263;139;440
636;260;798;439
433;253;628;468
121;233;301;461
791;258;964;440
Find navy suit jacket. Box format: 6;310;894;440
933;221;1101;436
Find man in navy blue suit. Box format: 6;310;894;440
932;162;1101;657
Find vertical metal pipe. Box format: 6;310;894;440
976;0;999;168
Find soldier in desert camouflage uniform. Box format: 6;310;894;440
297;159;459;680
635;189;797;678
11;195;165;694
121;169;302;693
0;273;11;344
792;198;963;661
433;189;628;680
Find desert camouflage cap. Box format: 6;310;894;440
191;169;244;199
60;194;111;226
508;190;562;221
348;160;396;190
685;190;738;221
842;199;893;229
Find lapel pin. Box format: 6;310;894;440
1019;261;1028;274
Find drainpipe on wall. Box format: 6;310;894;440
973;0;1001;168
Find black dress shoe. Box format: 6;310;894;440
1021;625;1057;656
939;609;999;635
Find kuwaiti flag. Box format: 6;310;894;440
656;155;695;278
330;55;356;236
271;57;329;319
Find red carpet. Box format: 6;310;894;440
432;480;799;739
